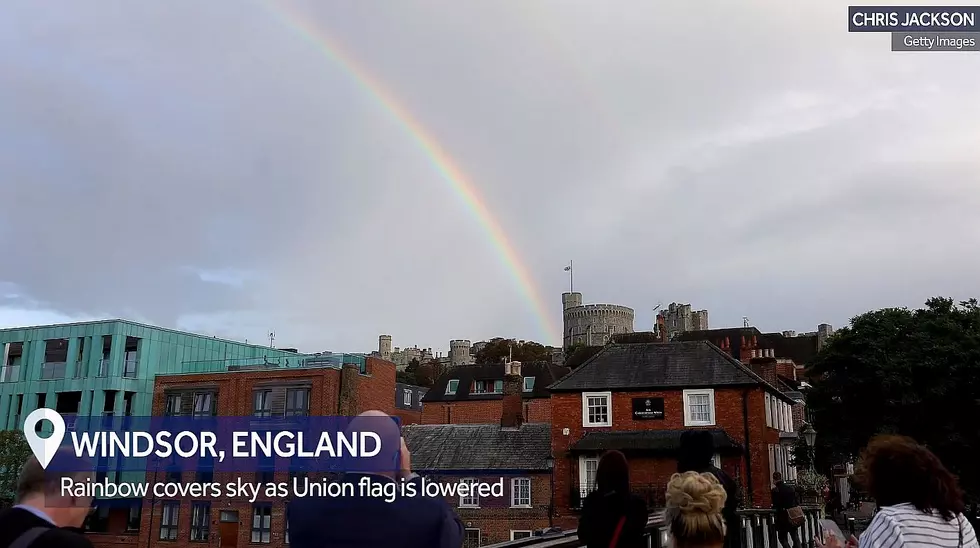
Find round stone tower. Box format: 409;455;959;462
379;335;393;361
562;292;634;350
449;339;472;367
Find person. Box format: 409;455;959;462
578;450;648;548
288;410;464;548
0;451;95;548
771;472;802;548
664;471;728;548
677;430;741;548
817;435;979;548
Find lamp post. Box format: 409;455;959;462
800;423;817;472
546;455;555;528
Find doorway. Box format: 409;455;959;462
218;511;239;548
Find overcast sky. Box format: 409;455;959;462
2;0;978;354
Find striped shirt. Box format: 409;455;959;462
860;503;979;548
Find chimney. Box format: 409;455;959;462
501;360;523;429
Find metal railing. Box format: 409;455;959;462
484;507;824;548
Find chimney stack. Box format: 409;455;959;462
501;360;523;429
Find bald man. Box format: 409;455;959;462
288;410;463;548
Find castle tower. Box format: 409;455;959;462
562;291;634;350
379;335;392;361
449;339;472;367
562;292;583;311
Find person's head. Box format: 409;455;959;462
16;450;94;528
773;472;783;484
677;430;715;473
856;435;963;520
595;450;630;495
346;410;401;478
664;472;728;548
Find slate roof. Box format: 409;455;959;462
569;429;742;454
422;362;570;403
547;341;796;403
402;423;552;471
674;327;819;365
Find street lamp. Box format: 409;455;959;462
800;423;817;471
545;456;555;528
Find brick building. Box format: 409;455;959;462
421;362;568;425
82;356;410;548
394;382;428;425
403;361;554;546
547;341;797;529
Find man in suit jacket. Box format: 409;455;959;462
289;410;464;548
771;472;802;548
0;452;94;548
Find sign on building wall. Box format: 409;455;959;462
631;397;664;420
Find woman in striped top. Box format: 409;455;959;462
822;435;977;548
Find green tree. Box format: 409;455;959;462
0;430;31;507
396;358;422;385
806;297;980;506
414;359;446;387
474;338;551;364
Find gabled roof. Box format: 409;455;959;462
547;341;796;403
402;423;551;472
422;362;570;403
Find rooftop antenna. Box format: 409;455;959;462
269;331;275;348
508;342;513;363
652;302;663;332
743;317;750;328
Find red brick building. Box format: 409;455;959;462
420;362;568;425
547;340;798;529
82;356;418;548
404;361;554;546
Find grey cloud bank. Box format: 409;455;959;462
1;0;977;353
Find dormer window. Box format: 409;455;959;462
523;377;535;392
471;380;503;394
446;379;459;395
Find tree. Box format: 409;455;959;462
0;430;31;507
474;338;552;364
805;297;980;506
414;359;446;387
396;358;422;385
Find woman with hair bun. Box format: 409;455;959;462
664;471;729;548
578;450;649;548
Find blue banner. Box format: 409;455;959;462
46;415;403;474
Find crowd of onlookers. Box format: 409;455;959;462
0;411;977;548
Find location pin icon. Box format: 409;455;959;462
23;408;66;470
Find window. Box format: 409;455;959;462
471;380;502;394
463;528;481;548
511;477;531;507
190;502;210;542
765;393;772;427
403;389;412;406
711;454;722;469
251;504;272;544
285;388;309;417
126;502;142;531
522;376;535;392
165;395;181;416
511;531;533;540
581;392;612;427
446;379;459;395
159;501;179;540
253;390;272;418
123;351;139;378
494;380;503;393
683;389;715;426
192;393;214;418
459;478;479;508
578;456;599;494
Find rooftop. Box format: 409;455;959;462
674;327;819;365
548;341;796;403
423;362;570;403
402;423;552;472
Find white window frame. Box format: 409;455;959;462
459;477;480;508
510;477;531;508
522;376;535;392
511;531;533;541
765;393;772;428
711;454;721;469
446;379;459;395
464;528;481;547
403;389;412;406
683;389;715;426
578;456;599;492
581;391;612;427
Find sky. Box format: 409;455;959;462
1;1;979;354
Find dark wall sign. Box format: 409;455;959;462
632;397;664;420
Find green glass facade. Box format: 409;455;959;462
0;319;319;429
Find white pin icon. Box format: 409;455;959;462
23;408;66;470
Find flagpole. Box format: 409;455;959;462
569;260;573;293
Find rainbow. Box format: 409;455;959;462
259;1;561;344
